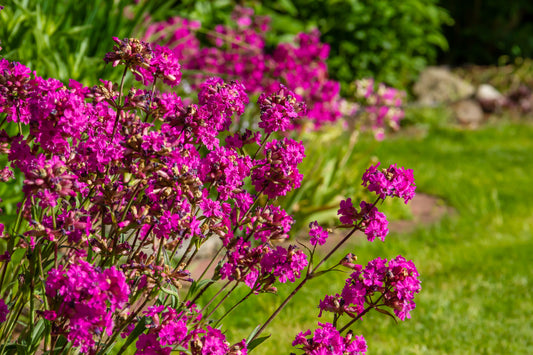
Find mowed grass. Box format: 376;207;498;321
208;118;533;354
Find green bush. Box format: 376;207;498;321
257;0;453;91
1;0;451;90
154;0;453;91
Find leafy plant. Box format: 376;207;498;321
0;36;420;354
0;0;177;84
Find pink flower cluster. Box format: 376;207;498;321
336;162;416;241
362;163;416;203
144;6;344;128
319;255;421;321
258;85;307;133
220;237;308;292
2;37;316;351
45;259;130;352
337;198;389;242
354;78;405;140
308;221;329;246
135;304;247;355
251;137;305;199
293;322;367;355
0;33;419;354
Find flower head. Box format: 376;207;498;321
362;163;416;203
293;322;367;355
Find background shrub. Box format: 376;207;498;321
0;0;176;84
1;0;452;91
262;0;452;90
158;0;453;91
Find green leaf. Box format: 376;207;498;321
245;324;262;345
188;278;214;297
276;0;298;16
1;344;28;354
28;318;48;353
120;316;148;351
247;335;271;353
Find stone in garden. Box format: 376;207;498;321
476;84;505;112
453;99;484;126
413;66;475;105
476;84;504;102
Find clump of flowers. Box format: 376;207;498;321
314;254;421;340
362;163;416;203
293;322;367;355
0;34;419;355
338;199;389;242
308;221;329;246
144;6;405;135
353;78;406;140
45;259;130;352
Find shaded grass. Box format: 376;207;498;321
209;120;533;354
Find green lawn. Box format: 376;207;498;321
209;117;533;354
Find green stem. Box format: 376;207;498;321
0;295;25;349
205;282;239;320
250;222;363;343
252;133;271;161
155;236;165;264
249;275;308;343
97;289;156;355
111;65;129;138
198;280;231;313
13;197;28;236
175;235;194;267
145;77;158;123
37;250;51;352
338;306;373;333
214;288;254;327
312;226;358;273
196;244;223;282
126;228;142;263
0;259;9;297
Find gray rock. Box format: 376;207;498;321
476;84;504;102
476;84;505;113
453;99;484;126
413;67;475;105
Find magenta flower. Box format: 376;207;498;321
251;204;293;243
337;199;389;241
359;201;389;242
309;221;329;246
146;44;182;87
0;298;9;324
293;322;367;355
338;198;358;225
251;138;305;199
257;85;306;133
144;8;345;128
136;333;172;355
260;245;308;283
362;163;416;203
45;259;131;353
320;255;421;321
22;155;78;208
104;37;152;70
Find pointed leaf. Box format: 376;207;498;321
247;335;271;353
120;316;148;351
